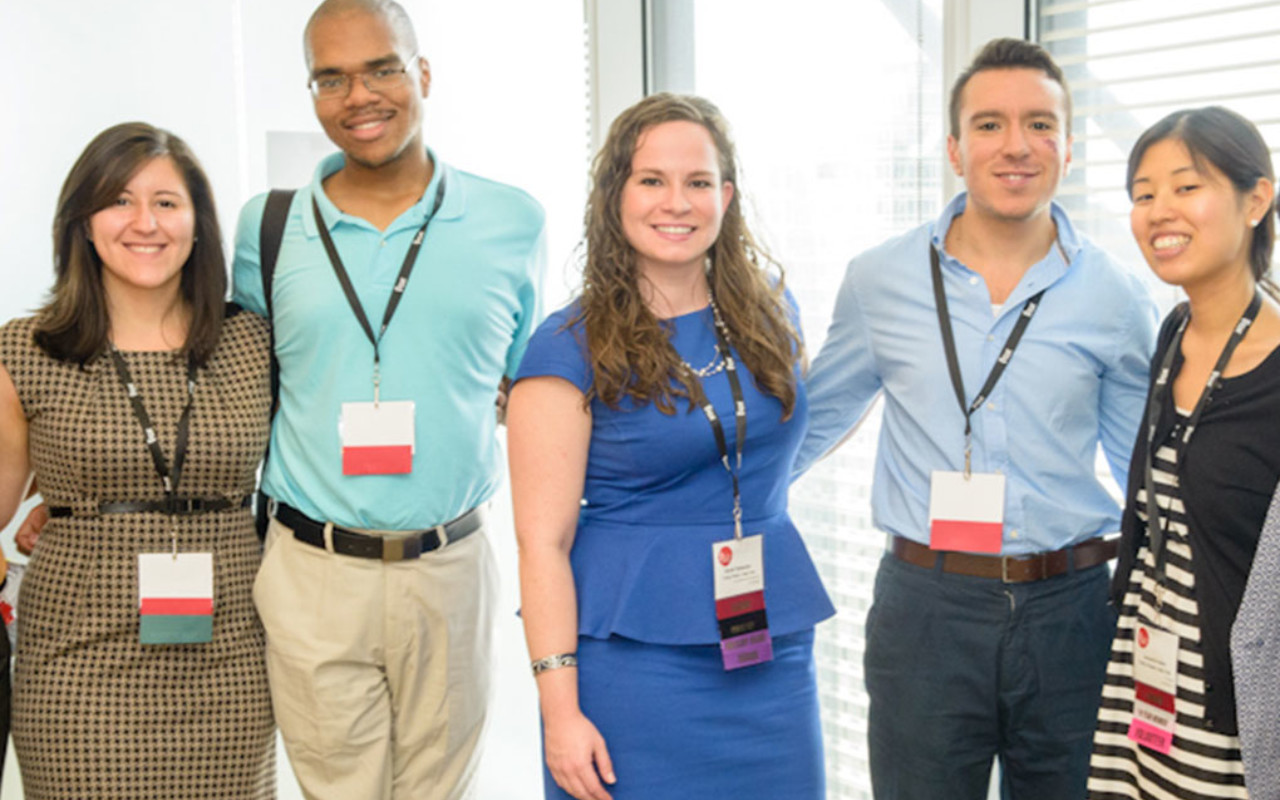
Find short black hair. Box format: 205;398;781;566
948;38;1072;138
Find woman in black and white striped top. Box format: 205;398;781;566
1088;107;1280;800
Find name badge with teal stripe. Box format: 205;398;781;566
138;553;214;644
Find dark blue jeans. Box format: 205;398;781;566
865;551;1115;800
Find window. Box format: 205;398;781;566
1037;0;1280;306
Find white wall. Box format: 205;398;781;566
0;2;588;797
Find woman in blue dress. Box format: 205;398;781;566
508;93;835;800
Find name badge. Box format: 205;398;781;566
928;470;1005;553
138;553;214;644
1127;623;1178;754
340;400;415;475
712;534;773;670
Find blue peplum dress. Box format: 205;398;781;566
514;299;836;799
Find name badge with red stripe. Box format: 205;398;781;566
1128;623;1178;754
138;553;214;644
928;470;1005;553
340;400;415;475
712;534;773;671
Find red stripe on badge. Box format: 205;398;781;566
140;597;213;616
1134;681;1176;713
716;591;765;620
343;445;413;475
929;520;1002;554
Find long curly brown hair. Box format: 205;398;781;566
576;93;803;418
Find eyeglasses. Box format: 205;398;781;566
308;55;416;100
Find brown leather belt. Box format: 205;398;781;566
890;535;1118;583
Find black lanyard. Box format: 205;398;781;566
1143;291;1262;572
313;174;446;402
930;244;1048;476
108;348;198;501
685;305;748;539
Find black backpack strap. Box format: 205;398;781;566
255;188;295;540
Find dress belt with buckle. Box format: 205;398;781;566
890;535;1118;583
273;502;482;562
49;495;252;518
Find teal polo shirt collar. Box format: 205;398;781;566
301;148;466;239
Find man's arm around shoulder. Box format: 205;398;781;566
794;252;885;477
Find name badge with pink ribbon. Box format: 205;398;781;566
1127;623;1178;754
712;534;772;670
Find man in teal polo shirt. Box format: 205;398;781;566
231;1;544;797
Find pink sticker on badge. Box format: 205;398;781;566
720;630;773;670
1127;719;1173;755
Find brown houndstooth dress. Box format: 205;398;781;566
0;310;276;799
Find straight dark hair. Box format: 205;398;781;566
35;122;227;366
1127;107;1277;293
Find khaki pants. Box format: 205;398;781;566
254;514;498;800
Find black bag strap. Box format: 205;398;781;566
255;188;295;539
260;188;295;404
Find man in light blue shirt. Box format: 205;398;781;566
797;39;1156;799
231;1;543;798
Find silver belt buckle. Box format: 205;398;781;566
382;537;406;562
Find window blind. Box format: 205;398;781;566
1036;0;1280;295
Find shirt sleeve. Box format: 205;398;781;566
230;193;270;318
1098;278;1159;487
512;309;592;394
793;254;884;477
504;219;548;379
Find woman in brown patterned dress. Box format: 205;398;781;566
0;123;275;799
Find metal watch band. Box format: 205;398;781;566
530;653;578;676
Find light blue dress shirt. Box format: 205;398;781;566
232;151;545;529
797;194;1158;555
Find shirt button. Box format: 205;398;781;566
969;276;979;285
988;402;998;411
1010;530;1019;538
381;239;388;247
987;334;996;342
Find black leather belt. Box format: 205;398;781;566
49;495;252;518
891;535;1118;583
273;502;482;562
